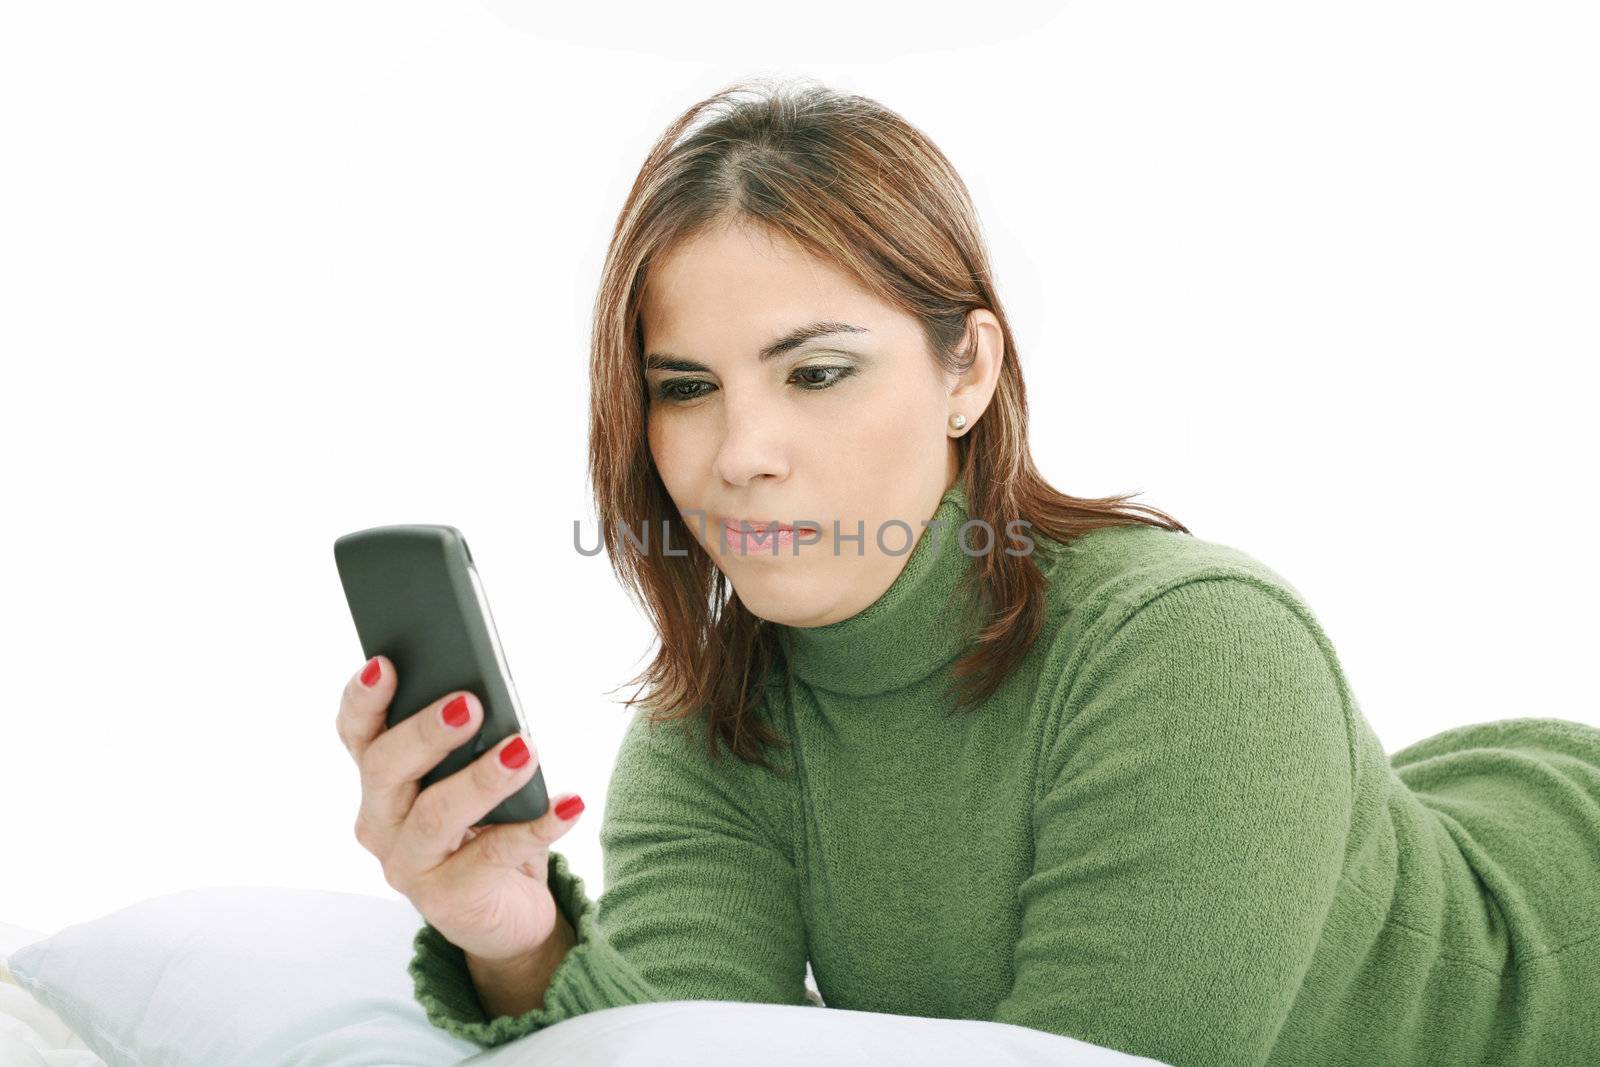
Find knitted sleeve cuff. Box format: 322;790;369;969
407;848;657;1049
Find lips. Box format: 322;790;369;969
725;519;796;534
719;516;808;555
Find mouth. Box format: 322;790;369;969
725;519;798;534
719;517;810;555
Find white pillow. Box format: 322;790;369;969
5;886;1170;1067
3;886;477;1067
457;1000;1172;1067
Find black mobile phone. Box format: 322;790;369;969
333;524;548;826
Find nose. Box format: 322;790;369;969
711;389;791;488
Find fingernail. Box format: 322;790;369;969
500;736;530;770
554;794;584;820
441;694;470;728
360;657;381;687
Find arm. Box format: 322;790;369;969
408;704;816;1048
995;577;1355;1067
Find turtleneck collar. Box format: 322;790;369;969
772;479;986;698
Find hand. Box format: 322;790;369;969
337;655;585;964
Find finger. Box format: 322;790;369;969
356;687;491;855
336;655;396;764
390;730;545;881
453;791;586;878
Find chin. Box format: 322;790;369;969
728;570;829;626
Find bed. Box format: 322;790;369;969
1;889;1169;1067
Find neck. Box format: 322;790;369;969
773;480;985;698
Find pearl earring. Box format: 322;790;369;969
948;413;967;433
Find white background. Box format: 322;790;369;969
2;1;1595;935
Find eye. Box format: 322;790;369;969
655;379;713;403
652;364;856;404
791;365;854;390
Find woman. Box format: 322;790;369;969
339;78;1600;1065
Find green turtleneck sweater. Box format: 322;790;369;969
408;482;1600;1065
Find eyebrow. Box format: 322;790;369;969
643;320;869;373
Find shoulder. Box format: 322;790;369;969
1039;520;1308;612
1030;523;1354;747
609;701;798;851
1025;525;1358;813
1035;520;1333;656
615;701;790;789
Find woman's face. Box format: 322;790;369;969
640;218;998;629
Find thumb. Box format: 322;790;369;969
467;792;586;873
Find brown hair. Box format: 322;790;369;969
587;76;1188;774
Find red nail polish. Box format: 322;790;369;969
442;695;470;728
360;658;381;687
554;795;584;820
500;737;530;769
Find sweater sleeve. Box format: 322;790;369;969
407;705;817;1048
995;576;1356;1067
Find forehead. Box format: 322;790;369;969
640;222;878;340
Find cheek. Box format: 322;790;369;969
647;413;720;509
647;412;692;469
645;415;685;495
645;416;664;471
829;379;940;455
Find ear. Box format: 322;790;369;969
947;309;1005;427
